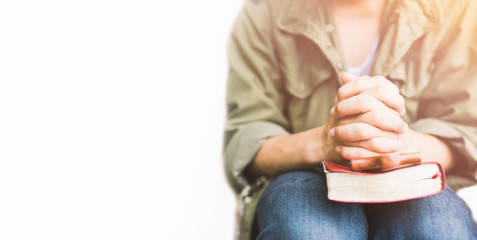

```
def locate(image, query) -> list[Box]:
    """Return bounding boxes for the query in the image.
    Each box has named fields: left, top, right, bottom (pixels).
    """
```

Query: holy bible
left=323, top=154, right=446, bottom=203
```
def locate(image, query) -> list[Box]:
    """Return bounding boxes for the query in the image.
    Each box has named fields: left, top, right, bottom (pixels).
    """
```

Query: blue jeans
left=256, top=169, right=477, bottom=240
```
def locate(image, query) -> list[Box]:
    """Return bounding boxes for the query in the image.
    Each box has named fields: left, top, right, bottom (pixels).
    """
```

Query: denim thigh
left=256, top=170, right=477, bottom=240
left=363, top=186, right=477, bottom=240
left=256, top=170, right=368, bottom=240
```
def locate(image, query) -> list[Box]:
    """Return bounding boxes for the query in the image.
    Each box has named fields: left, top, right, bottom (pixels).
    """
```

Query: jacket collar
left=276, top=0, right=328, bottom=35
left=275, top=0, right=442, bottom=79
left=374, top=0, right=442, bottom=77
left=276, top=0, right=442, bottom=38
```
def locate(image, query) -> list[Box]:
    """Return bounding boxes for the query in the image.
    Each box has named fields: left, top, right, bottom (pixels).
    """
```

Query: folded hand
left=323, top=73, right=408, bottom=161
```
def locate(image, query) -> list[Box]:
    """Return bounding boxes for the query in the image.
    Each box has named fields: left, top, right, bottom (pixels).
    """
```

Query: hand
left=251, top=74, right=453, bottom=177
left=325, top=73, right=408, bottom=161
left=333, top=73, right=405, bottom=116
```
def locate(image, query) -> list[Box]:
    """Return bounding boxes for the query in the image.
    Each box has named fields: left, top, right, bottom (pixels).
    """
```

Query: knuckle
left=383, top=140, right=399, bottom=152
left=390, top=141, right=400, bottom=152
left=363, top=93, right=376, bottom=103
left=390, top=108, right=401, bottom=117
left=355, top=124, right=368, bottom=139
left=355, top=148, right=369, bottom=159
left=334, top=102, right=343, bottom=116
left=375, top=75, right=398, bottom=92
left=356, top=95, right=370, bottom=110
left=371, top=109, right=384, bottom=123
left=398, top=95, right=406, bottom=107
left=375, top=84, right=387, bottom=98
left=355, top=79, right=368, bottom=90
left=382, top=109, right=401, bottom=124
left=333, top=127, right=342, bottom=139
left=372, top=76, right=388, bottom=86
left=367, top=138, right=379, bottom=150
left=387, top=82, right=399, bottom=93
left=340, top=147, right=353, bottom=160
left=364, top=95, right=380, bottom=110
left=337, top=87, right=347, bottom=101
left=374, top=75, right=387, bottom=84
left=392, top=83, right=399, bottom=92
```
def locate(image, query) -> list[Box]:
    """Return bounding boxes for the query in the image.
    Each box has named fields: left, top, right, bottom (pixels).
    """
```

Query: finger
left=335, top=145, right=383, bottom=160
left=350, top=158, right=380, bottom=171
left=330, top=122, right=399, bottom=141
left=337, top=75, right=399, bottom=102
left=339, top=136, right=403, bottom=153
left=336, top=109, right=408, bottom=134
left=341, top=72, right=359, bottom=85
left=362, top=85, right=406, bottom=116
left=350, top=153, right=421, bottom=171
left=331, top=94, right=388, bottom=118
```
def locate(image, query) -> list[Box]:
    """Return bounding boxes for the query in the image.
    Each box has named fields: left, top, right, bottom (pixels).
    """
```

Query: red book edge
left=323, top=161, right=447, bottom=203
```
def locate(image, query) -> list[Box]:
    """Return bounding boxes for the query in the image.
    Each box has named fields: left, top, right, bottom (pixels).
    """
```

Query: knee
left=413, top=188, right=477, bottom=239
left=372, top=187, right=477, bottom=240
left=257, top=205, right=367, bottom=240
left=257, top=171, right=327, bottom=217
left=407, top=211, right=477, bottom=240
left=415, top=187, right=477, bottom=239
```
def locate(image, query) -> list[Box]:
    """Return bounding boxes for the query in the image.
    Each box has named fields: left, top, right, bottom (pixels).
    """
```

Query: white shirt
left=347, top=40, right=379, bottom=76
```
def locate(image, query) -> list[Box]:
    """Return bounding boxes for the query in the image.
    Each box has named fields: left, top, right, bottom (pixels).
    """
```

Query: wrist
left=302, top=125, right=327, bottom=164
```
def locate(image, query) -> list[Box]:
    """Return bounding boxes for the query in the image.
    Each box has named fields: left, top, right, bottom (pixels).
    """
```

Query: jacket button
left=325, top=23, right=334, bottom=33
left=337, top=61, right=344, bottom=70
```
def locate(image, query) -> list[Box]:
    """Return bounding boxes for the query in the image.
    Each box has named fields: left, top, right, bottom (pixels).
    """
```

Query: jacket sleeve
left=224, top=0, right=290, bottom=193
left=411, top=1, right=477, bottom=189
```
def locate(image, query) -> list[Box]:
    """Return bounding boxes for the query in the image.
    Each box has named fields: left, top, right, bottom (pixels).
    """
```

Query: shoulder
left=245, top=0, right=291, bottom=6
left=241, top=0, right=300, bottom=14
left=418, top=0, right=477, bottom=44
left=234, top=0, right=296, bottom=29
left=437, top=0, right=477, bottom=23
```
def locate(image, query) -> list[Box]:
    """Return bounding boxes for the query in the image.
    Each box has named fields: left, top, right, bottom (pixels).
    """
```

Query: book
left=323, top=154, right=446, bottom=203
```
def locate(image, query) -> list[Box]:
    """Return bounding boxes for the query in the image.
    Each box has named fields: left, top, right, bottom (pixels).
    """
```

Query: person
left=224, top=0, right=477, bottom=239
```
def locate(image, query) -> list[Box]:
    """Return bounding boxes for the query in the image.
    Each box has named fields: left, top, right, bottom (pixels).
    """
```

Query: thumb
left=341, top=72, right=358, bottom=84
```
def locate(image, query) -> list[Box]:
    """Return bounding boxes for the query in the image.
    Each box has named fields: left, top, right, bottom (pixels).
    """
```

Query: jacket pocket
left=279, top=56, right=332, bottom=99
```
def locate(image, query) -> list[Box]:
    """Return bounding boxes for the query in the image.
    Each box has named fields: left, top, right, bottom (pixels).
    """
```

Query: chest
left=334, top=15, right=381, bottom=68
left=274, top=29, right=438, bottom=133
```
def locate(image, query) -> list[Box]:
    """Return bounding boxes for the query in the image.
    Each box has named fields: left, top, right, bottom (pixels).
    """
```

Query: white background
left=2, top=1, right=477, bottom=240
left=0, top=0, right=242, bottom=239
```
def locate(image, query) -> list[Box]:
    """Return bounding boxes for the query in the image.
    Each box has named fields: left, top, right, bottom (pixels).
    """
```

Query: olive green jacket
left=225, top=0, right=477, bottom=239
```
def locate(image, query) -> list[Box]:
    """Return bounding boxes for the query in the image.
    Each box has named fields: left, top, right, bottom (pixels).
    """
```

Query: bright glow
left=0, top=0, right=242, bottom=239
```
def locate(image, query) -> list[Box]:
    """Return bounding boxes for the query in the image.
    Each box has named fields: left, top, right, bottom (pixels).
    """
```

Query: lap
left=256, top=170, right=477, bottom=240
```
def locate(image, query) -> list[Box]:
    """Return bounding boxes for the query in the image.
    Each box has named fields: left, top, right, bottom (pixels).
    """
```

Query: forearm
left=247, top=126, right=327, bottom=177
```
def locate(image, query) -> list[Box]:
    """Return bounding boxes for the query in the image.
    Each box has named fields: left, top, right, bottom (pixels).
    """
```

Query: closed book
left=323, top=160, right=446, bottom=203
